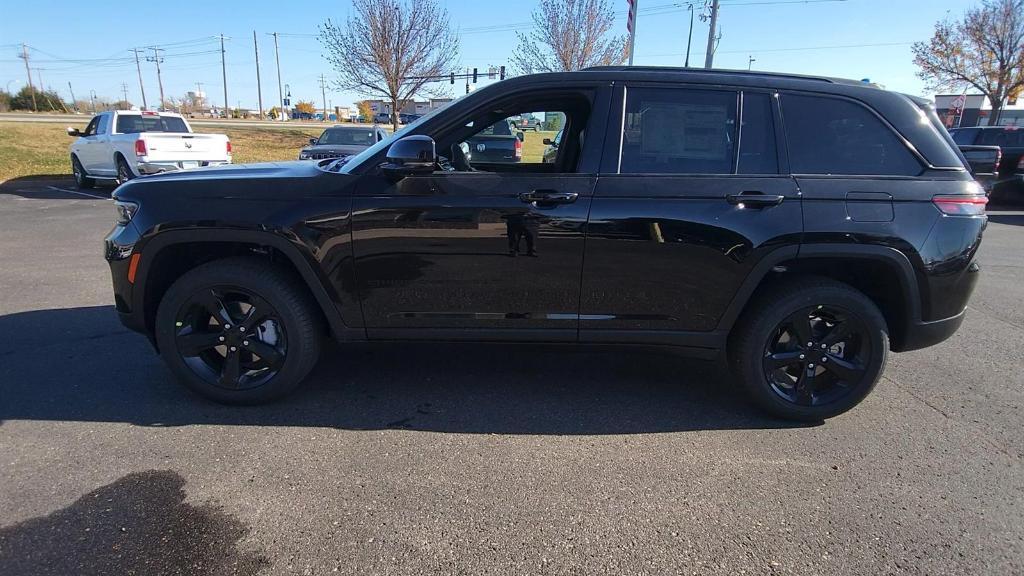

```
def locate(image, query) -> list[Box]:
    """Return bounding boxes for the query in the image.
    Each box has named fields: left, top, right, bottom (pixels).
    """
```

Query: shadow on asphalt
left=0, top=305, right=810, bottom=434
left=987, top=211, right=1024, bottom=226
left=0, top=470, right=268, bottom=576
left=0, top=175, right=113, bottom=199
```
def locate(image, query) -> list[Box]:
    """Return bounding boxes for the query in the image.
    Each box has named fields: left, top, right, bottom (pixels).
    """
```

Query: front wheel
left=116, top=155, right=135, bottom=185
left=155, top=258, right=323, bottom=404
left=730, top=278, right=888, bottom=421
left=71, top=155, right=95, bottom=189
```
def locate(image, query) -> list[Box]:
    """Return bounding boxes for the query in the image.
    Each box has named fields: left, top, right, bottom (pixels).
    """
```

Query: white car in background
left=66, top=110, right=231, bottom=188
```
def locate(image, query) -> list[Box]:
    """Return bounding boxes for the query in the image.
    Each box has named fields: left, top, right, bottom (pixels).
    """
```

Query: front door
left=351, top=86, right=609, bottom=341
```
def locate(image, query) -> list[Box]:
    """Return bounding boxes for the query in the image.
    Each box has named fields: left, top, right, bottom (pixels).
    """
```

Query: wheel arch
left=134, top=229, right=359, bottom=346
left=718, top=244, right=922, bottom=351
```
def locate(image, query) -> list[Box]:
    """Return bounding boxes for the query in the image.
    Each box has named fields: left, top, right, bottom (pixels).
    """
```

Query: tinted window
left=782, top=94, right=921, bottom=176
left=977, top=128, right=1024, bottom=147
left=116, top=115, right=189, bottom=134
left=738, top=93, right=778, bottom=174
left=620, top=88, right=737, bottom=174
left=950, top=129, right=977, bottom=145
left=83, top=117, right=99, bottom=137
left=318, top=128, right=376, bottom=146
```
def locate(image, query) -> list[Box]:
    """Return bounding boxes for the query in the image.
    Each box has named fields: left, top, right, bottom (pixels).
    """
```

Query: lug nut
left=807, top=342, right=813, bottom=347
left=799, top=354, right=805, bottom=360
left=808, top=363, right=815, bottom=368
left=821, top=357, right=828, bottom=362
left=240, top=326, right=246, bottom=332
left=224, top=324, right=231, bottom=330
left=243, top=341, right=249, bottom=346
left=229, top=346, right=237, bottom=352
left=218, top=336, right=225, bottom=342
left=821, top=343, right=827, bottom=349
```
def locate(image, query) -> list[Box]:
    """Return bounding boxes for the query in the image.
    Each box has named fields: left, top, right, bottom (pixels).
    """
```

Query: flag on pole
left=626, top=0, right=638, bottom=65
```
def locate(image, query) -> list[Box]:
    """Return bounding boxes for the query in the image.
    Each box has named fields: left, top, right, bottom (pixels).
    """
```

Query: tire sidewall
left=71, top=155, right=94, bottom=189
left=154, top=262, right=319, bottom=404
left=734, top=283, right=889, bottom=421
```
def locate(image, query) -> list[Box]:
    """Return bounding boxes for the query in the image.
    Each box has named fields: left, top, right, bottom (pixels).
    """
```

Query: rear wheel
left=155, top=258, right=323, bottom=404
left=116, top=155, right=135, bottom=185
left=71, top=155, right=95, bottom=189
left=730, top=278, right=888, bottom=421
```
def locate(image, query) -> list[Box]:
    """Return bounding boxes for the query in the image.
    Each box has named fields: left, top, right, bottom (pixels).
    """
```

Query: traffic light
left=499, top=66, right=506, bottom=80
left=450, top=72, right=455, bottom=85
left=472, top=68, right=478, bottom=83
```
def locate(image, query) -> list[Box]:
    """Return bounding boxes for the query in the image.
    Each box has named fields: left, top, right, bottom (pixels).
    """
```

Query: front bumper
left=136, top=160, right=231, bottom=175
left=104, top=221, right=147, bottom=336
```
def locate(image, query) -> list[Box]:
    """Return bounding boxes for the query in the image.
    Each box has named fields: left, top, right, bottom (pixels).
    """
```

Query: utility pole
left=20, top=44, right=37, bottom=111
left=195, top=82, right=204, bottom=109
left=684, top=2, right=694, bottom=67
left=253, top=31, right=264, bottom=119
left=218, top=34, right=229, bottom=118
left=319, top=74, right=328, bottom=122
left=89, top=89, right=97, bottom=114
left=131, top=48, right=148, bottom=110
left=121, top=83, right=130, bottom=109
left=626, top=0, right=638, bottom=66
left=704, top=0, right=720, bottom=69
left=269, top=32, right=284, bottom=121
left=67, top=81, right=77, bottom=111
left=148, top=47, right=165, bottom=109
left=748, top=56, right=756, bottom=71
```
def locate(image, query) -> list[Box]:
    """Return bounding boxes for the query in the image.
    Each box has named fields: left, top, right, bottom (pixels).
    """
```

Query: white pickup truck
left=67, top=110, right=231, bottom=188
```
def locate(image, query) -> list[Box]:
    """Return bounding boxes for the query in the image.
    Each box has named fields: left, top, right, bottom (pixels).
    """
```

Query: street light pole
left=685, top=3, right=694, bottom=68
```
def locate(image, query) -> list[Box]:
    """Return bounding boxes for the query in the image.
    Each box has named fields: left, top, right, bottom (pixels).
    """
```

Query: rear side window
left=782, top=94, right=922, bottom=176
left=620, top=87, right=737, bottom=174
left=738, top=92, right=778, bottom=174
left=977, top=128, right=1024, bottom=146
left=116, top=115, right=189, bottom=134
left=950, top=129, right=977, bottom=145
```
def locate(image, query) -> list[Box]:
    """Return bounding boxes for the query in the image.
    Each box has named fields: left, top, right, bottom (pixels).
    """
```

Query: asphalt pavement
left=0, top=177, right=1021, bottom=575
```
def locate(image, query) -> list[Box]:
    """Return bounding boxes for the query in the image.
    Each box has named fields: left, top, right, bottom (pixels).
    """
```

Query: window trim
left=777, top=90, right=930, bottom=177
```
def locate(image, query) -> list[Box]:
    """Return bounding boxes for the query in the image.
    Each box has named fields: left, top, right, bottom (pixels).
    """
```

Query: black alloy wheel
left=173, top=286, right=287, bottom=391
left=762, top=305, right=871, bottom=407
left=116, top=156, right=134, bottom=185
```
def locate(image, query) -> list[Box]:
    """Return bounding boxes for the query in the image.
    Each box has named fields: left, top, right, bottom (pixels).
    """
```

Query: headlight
left=299, top=151, right=311, bottom=160
left=115, top=200, right=138, bottom=226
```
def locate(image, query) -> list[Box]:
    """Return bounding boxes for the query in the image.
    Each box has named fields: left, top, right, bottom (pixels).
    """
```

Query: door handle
left=519, top=190, right=579, bottom=204
left=726, top=192, right=785, bottom=208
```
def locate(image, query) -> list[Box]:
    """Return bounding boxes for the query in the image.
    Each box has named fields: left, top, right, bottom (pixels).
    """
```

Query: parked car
left=299, top=126, right=389, bottom=160
left=949, top=126, right=1024, bottom=202
left=67, top=110, right=231, bottom=188
left=511, top=114, right=542, bottom=131
left=463, top=118, right=523, bottom=164
left=957, top=144, right=1001, bottom=194
left=399, top=113, right=422, bottom=124
left=542, top=129, right=562, bottom=164
left=373, top=112, right=393, bottom=124
left=105, top=66, right=985, bottom=421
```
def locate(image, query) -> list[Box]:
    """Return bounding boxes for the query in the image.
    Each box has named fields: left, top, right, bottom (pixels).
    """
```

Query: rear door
left=580, top=84, right=801, bottom=346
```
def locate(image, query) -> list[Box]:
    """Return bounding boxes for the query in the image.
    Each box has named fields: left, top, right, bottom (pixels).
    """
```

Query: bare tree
left=511, top=0, right=627, bottom=74
left=320, top=0, right=458, bottom=131
left=913, top=0, right=1024, bottom=125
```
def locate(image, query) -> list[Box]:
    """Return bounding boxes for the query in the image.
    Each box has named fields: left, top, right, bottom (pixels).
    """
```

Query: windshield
left=337, top=103, right=454, bottom=174
left=116, top=115, right=189, bottom=134
left=318, top=128, right=377, bottom=146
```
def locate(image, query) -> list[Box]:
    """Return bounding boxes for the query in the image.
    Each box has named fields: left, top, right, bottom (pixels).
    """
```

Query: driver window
left=83, top=117, right=99, bottom=137
left=453, top=111, right=568, bottom=171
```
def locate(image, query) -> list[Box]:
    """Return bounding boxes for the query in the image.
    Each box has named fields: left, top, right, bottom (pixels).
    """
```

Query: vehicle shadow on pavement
left=0, top=470, right=268, bottom=576
left=0, top=175, right=113, bottom=199
left=986, top=210, right=1024, bottom=226
left=0, top=305, right=811, bottom=433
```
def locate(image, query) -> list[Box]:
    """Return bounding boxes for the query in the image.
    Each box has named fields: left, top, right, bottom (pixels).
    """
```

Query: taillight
left=933, top=195, right=988, bottom=215
left=226, top=140, right=232, bottom=154
left=134, top=139, right=147, bottom=156
left=514, top=137, right=522, bottom=160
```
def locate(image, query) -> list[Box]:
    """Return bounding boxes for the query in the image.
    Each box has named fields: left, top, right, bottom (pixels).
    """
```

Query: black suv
left=105, top=67, right=987, bottom=421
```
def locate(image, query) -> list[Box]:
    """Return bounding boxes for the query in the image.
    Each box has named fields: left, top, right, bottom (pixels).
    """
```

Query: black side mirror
left=309, top=138, right=318, bottom=145
left=542, top=138, right=553, bottom=146
left=516, top=132, right=525, bottom=142
left=381, top=135, right=436, bottom=179
left=66, top=127, right=81, bottom=137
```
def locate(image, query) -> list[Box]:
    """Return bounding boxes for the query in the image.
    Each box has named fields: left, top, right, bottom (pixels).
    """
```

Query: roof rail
left=579, top=66, right=844, bottom=84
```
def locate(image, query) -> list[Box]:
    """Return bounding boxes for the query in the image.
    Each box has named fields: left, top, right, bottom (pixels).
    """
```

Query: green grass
left=0, top=122, right=559, bottom=184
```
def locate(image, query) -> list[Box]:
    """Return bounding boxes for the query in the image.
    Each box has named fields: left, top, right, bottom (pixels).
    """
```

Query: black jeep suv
left=105, top=67, right=986, bottom=421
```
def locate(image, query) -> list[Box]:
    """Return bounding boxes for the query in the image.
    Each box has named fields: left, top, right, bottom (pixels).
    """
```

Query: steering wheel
left=450, top=142, right=474, bottom=172
left=437, top=154, right=454, bottom=172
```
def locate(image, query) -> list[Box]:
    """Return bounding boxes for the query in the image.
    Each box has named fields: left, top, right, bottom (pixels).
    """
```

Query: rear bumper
left=136, top=160, right=230, bottom=175
left=895, top=310, right=966, bottom=352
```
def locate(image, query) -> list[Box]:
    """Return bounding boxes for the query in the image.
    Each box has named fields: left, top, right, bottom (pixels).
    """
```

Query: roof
left=580, top=66, right=872, bottom=87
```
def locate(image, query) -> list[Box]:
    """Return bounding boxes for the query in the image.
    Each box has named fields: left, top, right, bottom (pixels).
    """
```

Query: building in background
left=935, top=94, right=1024, bottom=128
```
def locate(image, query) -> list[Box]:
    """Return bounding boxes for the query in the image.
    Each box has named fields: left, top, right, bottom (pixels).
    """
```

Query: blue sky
left=0, top=0, right=977, bottom=111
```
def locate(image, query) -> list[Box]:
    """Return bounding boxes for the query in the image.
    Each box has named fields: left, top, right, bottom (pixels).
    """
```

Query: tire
left=116, top=155, right=135, bottom=185
left=71, top=155, right=95, bottom=189
left=730, top=277, right=889, bottom=421
left=155, top=257, right=323, bottom=404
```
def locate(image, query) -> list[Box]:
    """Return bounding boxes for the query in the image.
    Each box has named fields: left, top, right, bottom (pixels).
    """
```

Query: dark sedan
left=299, top=126, right=389, bottom=161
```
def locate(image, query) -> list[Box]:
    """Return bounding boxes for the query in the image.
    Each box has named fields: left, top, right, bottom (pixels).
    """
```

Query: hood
left=136, top=161, right=323, bottom=183
left=301, top=144, right=369, bottom=156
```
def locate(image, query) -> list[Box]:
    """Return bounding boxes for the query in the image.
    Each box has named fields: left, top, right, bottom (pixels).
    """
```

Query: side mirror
left=66, top=127, right=81, bottom=137
left=309, top=138, right=318, bottom=145
left=381, top=135, right=436, bottom=179
left=516, top=132, right=525, bottom=142
left=542, top=138, right=553, bottom=146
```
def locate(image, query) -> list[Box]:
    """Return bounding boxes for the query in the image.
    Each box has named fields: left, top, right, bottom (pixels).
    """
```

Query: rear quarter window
left=781, top=94, right=922, bottom=176
left=977, top=128, right=1024, bottom=147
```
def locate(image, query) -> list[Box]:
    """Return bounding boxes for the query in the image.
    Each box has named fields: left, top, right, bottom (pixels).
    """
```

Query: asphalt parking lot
left=0, top=177, right=1022, bottom=575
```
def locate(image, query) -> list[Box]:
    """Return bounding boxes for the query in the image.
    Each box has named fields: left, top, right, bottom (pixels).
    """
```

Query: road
left=0, top=178, right=1021, bottom=575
